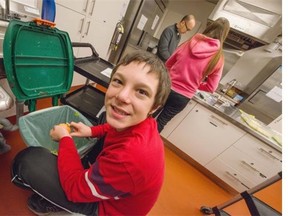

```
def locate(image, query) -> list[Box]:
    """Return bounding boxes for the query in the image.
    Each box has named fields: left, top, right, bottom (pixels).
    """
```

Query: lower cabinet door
left=161, top=100, right=197, bottom=139
left=217, top=146, right=270, bottom=185
left=168, top=104, right=245, bottom=165
left=233, top=134, right=282, bottom=177
left=206, top=158, right=255, bottom=192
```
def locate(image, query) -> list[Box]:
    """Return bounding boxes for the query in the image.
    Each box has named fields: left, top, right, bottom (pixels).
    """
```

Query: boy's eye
left=111, top=78, right=122, bottom=85
left=138, top=89, right=149, bottom=96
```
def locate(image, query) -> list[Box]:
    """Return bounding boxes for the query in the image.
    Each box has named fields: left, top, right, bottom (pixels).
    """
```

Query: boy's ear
left=149, top=105, right=161, bottom=115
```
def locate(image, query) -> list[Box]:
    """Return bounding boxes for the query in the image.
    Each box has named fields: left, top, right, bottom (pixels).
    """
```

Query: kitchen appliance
left=238, top=57, right=282, bottom=125
left=108, top=0, right=167, bottom=64
left=209, top=0, right=282, bottom=45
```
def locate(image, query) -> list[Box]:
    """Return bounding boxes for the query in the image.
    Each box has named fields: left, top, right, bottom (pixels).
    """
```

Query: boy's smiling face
left=105, top=62, right=159, bottom=131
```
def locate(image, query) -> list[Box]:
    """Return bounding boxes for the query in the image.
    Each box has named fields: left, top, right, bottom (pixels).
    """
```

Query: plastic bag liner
left=19, top=105, right=97, bottom=157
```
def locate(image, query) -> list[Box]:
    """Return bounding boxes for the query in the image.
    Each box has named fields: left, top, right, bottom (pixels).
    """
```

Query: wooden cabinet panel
left=168, top=103, right=245, bottom=165
left=217, top=146, right=270, bottom=185
left=54, top=4, right=85, bottom=43
left=54, top=0, right=129, bottom=85
left=161, top=100, right=197, bottom=139
left=55, top=0, right=88, bottom=15
left=206, top=158, right=255, bottom=192
left=233, top=134, right=282, bottom=177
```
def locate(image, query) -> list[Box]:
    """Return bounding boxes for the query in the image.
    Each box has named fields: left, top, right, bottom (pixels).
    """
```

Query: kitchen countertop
left=192, top=92, right=282, bottom=153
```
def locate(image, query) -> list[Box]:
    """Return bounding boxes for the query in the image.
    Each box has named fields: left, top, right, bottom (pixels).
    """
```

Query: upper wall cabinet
left=55, top=0, right=89, bottom=15
left=54, top=0, right=129, bottom=59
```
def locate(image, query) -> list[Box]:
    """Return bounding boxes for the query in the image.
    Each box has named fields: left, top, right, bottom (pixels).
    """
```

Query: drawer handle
left=240, top=160, right=267, bottom=178
left=85, top=21, right=91, bottom=35
left=258, top=148, right=282, bottom=162
left=83, top=0, right=89, bottom=12
left=209, top=121, right=218, bottom=127
left=79, top=18, right=85, bottom=33
left=89, top=0, right=96, bottom=15
left=210, top=115, right=228, bottom=126
left=225, top=171, right=250, bottom=189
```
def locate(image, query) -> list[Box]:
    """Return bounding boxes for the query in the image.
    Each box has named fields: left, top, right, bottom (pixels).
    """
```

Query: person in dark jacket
left=156, top=14, right=196, bottom=62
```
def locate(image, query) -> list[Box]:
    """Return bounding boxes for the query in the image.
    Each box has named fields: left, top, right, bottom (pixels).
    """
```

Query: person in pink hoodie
left=155, top=17, right=230, bottom=132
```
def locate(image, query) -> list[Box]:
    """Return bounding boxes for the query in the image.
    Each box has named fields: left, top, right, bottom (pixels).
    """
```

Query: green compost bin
left=18, top=105, right=97, bottom=157
left=3, top=19, right=74, bottom=102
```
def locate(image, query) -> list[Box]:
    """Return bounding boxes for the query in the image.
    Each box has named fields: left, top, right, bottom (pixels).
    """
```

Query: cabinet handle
left=89, top=0, right=96, bottom=15
left=210, top=115, right=228, bottom=126
left=209, top=121, right=218, bottom=127
left=83, top=0, right=89, bottom=12
left=79, top=18, right=85, bottom=33
left=258, top=148, right=282, bottom=162
left=225, top=171, right=250, bottom=189
left=240, top=160, right=267, bottom=178
left=85, top=21, right=91, bottom=35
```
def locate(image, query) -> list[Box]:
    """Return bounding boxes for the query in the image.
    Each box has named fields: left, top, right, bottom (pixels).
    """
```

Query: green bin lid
left=3, top=20, right=74, bottom=100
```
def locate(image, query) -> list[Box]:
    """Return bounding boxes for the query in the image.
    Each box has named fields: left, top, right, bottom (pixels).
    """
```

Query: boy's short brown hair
left=110, top=51, right=171, bottom=110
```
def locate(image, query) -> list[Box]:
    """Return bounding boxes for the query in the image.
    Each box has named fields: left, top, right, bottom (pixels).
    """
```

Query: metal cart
left=61, top=43, right=114, bottom=124
left=200, top=172, right=282, bottom=216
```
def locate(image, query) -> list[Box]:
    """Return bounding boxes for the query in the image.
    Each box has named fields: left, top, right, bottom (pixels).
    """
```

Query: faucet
left=221, top=79, right=237, bottom=94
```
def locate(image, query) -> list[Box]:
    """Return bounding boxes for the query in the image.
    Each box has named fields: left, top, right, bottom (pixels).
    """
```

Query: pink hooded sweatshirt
left=165, top=33, right=224, bottom=98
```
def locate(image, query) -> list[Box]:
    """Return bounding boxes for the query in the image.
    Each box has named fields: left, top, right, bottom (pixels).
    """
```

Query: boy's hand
left=69, top=122, right=92, bottom=137
left=50, top=124, right=71, bottom=141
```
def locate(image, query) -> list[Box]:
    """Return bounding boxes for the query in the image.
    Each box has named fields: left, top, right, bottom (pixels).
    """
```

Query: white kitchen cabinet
left=206, top=157, right=255, bottom=192
left=233, top=134, right=282, bottom=177
left=168, top=103, right=245, bottom=165
left=54, top=0, right=129, bottom=85
left=205, top=129, right=282, bottom=192
left=55, top=0, right=129, bottom=58
left=55, top=0, right=89, bottom=15
left=214, top=146, right=270, bottom=186
left=76, top=0, right=130, bottom=59
left=54, top=4, right=85, bottom=43
left=206, top=134, right=282, bottom=192
left=161, top=100, right=197, bottom=139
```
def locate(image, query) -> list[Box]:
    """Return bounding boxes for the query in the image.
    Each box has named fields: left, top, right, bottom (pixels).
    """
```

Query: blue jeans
left=155, top=90, right=190, bottom=132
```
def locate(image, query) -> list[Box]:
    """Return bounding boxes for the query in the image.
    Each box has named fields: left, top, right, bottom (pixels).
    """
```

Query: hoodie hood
left=189, top=33, right=220, bottom=59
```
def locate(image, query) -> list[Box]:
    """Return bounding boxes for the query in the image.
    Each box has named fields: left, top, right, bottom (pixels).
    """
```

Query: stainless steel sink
left=195, top=90, right=240, bottom=117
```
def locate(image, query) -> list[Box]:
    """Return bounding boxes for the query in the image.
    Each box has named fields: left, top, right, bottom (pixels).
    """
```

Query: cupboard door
left=79, top=0, right=129, bottom=59
left=168, top=103, right=245, bottom=165
left=206, top=158, right=255, bottom=192
left=54, top=4, right=85, bottom=43
left=55, top=0, right=89, bottom=15
left=217, top=146, right=270, bottom=185
left=161, top=100, right=197, bottom=139
left=233, top=134, right=282, bottom=177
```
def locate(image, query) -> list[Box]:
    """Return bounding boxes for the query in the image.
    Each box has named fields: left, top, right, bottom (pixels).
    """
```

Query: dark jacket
left=157, top=24, right=180, bottom=62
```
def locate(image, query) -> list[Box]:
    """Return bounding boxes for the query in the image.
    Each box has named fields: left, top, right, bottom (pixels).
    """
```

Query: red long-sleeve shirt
left=57, top=117, right=165, bottom=215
